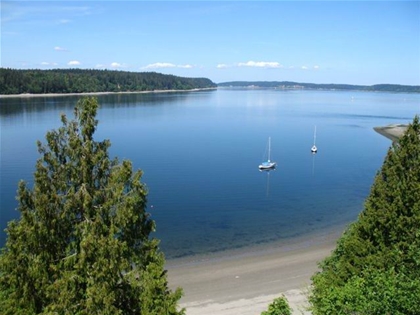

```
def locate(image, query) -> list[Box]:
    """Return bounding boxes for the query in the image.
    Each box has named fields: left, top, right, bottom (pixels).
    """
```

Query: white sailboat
left=311, top=125, right=318, bottom=154
left=259, top=137, right=276, bottom=170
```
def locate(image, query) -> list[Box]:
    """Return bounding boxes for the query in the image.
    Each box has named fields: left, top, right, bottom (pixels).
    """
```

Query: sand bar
left=166, top=227, right=344, bottom=315
left=373, top=124, right=408, bottom=142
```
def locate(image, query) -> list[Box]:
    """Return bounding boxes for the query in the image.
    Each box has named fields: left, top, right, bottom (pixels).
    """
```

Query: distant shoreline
left=217, top=81, right=420, bottom=93
left=0, top=87, right=217, bottom=99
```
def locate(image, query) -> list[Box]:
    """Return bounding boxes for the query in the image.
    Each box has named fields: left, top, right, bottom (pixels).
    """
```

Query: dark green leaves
left=261, top=295, right=292, bottom=315
left=0, top=97, right=183, bottom=314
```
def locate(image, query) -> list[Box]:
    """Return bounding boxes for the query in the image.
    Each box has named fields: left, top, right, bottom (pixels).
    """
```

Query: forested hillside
left=218, top=81, right=420, bottom=93
left=0, top=68, right=216, bottom=95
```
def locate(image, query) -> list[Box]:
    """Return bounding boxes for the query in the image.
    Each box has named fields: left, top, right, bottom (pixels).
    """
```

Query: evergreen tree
left=0, top=97, right=184, bottom=315
left=309, top=116, right=420, bottom=314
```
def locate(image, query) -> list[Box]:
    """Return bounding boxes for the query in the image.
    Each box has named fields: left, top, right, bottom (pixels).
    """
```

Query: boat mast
left=268, top=137, right=271, bottom=162
left=313, top=126, right=317, bottom=145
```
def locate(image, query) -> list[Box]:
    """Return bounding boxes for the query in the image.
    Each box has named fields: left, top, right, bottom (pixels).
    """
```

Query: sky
left=1, top=1, right=420, bottom=85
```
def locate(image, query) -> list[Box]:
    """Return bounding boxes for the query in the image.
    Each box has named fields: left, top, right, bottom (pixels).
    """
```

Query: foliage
left=0, top=68, right=216, bottom=95
left=218, top=81, right=420, bottom=93
left=0, top=97, right=184, bottom=314
left=309, top=116, right=420, bottom=314
left=261, top=295, right=292, bottom=315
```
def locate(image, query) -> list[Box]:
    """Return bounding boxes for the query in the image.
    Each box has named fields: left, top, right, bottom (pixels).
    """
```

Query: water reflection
left=0, top=90, right=216, bottom=118
left=312, top=152, right=317, bottom=176
left=260, top=168, right=275, bottom=196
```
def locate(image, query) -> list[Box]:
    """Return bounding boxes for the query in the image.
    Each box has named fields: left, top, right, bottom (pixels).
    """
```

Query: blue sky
left=1, top=1, right=419, bottom=85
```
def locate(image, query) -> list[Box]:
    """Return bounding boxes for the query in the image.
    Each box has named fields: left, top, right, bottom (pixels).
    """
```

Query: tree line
left=218, top=81, right=420, bottom=93
left=0, top=68, right=217, bottom=95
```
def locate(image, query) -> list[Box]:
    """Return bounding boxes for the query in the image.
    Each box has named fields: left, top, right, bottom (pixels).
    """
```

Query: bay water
left=1, top=89, right=419, bottom=259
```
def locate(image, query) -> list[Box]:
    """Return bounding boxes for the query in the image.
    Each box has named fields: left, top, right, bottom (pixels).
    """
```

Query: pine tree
left=0, top=97, right=184, bottom=315
left=309, top=116, right=420, bottom=314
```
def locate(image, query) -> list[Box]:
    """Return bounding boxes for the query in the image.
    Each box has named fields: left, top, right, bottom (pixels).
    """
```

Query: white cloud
left=145, top=62, right=176, bottom=69
left=238, top=61, right=283, bottom=69
left=143, top=62, right=194, bottom=70
left=68, top=60, right=80, bottom=66
left=54, top=46, right=68, bottom=51
left=94, top=63, right=125, bottom=69
left=111, top=62, right=123, bottom=68
left=218, top=61, right=320, bottom=71
left=300, top=65, right=320, bottom=70
left=3, top=4, right=91, bottom=25
left=40, top=61, right=58, bottom=66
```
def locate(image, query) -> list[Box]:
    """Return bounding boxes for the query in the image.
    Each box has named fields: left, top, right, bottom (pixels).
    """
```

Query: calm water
left=1, top=89, right=419, bottom=258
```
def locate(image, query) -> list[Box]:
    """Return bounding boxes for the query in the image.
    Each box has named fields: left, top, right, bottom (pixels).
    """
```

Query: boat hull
left=259, top=162, right=276, bottom=170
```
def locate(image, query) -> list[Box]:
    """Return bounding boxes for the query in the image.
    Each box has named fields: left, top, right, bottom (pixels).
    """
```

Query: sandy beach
left=166, top=227, right=343, bottom=315
left=0, top=88, right=217, bottom=99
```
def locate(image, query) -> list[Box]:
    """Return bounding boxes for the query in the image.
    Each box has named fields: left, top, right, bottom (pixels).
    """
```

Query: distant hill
left=0, top=68, right=217, bottom=95
left=218, top=81, right=420, bottom=93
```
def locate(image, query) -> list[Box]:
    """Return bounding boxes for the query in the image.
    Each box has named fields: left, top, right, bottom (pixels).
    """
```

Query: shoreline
left=166, top=225, right=345, bottom=315
left=0, top=87, right=217, bottom=99
left=374, top=124, right=408, bottom=142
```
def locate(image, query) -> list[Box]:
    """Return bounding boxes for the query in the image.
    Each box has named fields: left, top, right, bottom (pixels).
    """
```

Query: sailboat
left=311, top=125, right=318, bottom=154
left=259, top=137, right=276, bottom=170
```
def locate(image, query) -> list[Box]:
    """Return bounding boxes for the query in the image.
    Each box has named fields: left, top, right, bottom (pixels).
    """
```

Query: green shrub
left=261, top=295, right=292, bottom=315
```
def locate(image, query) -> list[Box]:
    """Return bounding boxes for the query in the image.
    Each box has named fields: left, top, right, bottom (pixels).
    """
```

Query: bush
left=261, top=295, right=292, bottom=315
